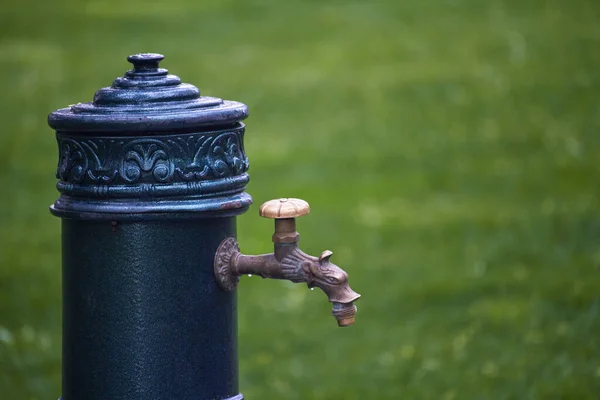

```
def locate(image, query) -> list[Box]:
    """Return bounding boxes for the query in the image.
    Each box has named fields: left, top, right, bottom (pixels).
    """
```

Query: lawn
left=1, top=0, right=599, bottom=398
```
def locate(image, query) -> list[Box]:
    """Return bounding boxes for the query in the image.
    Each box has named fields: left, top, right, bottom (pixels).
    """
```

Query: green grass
left=1, top=0, right=600, bottom=398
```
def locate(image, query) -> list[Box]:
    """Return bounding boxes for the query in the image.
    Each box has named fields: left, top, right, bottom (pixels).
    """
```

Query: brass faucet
left=214, top=198, right=361, bottom=326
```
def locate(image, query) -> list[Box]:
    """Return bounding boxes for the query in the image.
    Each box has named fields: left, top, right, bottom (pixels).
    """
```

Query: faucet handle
left=259, top=198, right=310, bottom=219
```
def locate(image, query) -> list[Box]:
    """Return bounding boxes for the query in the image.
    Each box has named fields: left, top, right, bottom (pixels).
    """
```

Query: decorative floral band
left=55, top=125, right=249, bottom=199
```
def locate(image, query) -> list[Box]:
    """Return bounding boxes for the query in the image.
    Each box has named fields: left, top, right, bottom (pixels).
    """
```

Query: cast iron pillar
left=48, top=53, right=249, bottom=400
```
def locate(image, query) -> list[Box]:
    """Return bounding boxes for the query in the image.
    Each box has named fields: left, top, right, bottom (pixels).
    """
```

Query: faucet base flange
left=214, top=237, right=240, bottom=291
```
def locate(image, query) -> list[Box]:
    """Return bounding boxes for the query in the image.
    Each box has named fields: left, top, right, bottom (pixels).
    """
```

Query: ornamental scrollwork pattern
left=167, top=132, right=249, bottom=181
left=122, top=140, right=173, bottom=183
left=55, top=128, right=249, bottom=187
left=210, top=133, right=248, bottom=178
left=57, top=139, right=88, bottom=183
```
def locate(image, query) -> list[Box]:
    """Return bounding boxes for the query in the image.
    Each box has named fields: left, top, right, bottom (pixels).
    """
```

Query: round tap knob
left=259, top=198, right=310, bottom=219
left=259, top=198, right=309, bottom=245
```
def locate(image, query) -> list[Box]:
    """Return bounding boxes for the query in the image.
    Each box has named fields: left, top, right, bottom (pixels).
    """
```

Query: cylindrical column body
left=48, top=53, right=250, bottom=400
left=62, top=218, right=240, bottom=400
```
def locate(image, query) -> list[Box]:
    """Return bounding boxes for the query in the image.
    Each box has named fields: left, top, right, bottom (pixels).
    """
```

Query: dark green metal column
left=62, top=218, right=240, bottom=400
left=48, top=53, right=250, bottom=400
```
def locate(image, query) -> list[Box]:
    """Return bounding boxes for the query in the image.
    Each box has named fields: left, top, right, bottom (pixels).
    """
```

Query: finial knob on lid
left=127, top=53, right=165, bottom=73
left=259, top=198, right=310, bottom=219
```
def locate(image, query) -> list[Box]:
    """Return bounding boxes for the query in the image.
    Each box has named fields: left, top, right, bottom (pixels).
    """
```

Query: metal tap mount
left=214, top=198, right=361, bottom=326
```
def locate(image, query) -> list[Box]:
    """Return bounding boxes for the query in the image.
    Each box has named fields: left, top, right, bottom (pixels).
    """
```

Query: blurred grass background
left=1, top=0, right=599, bottom=398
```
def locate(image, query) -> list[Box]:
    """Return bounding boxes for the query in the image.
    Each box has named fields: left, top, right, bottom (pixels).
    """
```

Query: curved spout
left=234, top=248, right=361, bottom=303
left=215, top=238, right=361, bottom=326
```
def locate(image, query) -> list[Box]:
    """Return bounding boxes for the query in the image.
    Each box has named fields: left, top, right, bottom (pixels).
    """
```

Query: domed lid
left=48, top=53, right=248, bottom=133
